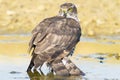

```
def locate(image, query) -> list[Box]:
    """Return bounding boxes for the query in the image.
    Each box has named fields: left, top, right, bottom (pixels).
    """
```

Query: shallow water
left=0, top=35, right=120, bottom=80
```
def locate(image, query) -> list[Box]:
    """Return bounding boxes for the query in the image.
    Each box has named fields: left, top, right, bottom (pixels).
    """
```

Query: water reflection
left=27, top=70, right=83, bottom=80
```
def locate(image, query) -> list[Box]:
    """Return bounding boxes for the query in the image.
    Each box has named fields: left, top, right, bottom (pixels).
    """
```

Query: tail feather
left=50, top=50, right=85, bottom=76
left=51, top=58, right=70, bottom=76
left=34, top=54, right=48, bottom=69
left=63, top=57, right=85, bottom=76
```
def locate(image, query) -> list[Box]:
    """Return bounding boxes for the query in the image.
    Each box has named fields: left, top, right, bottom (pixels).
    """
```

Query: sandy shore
left=0, top=0, right=120, bottom=36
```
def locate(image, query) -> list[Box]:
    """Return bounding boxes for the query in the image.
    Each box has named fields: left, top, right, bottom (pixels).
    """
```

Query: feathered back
left=28, top=16, right=81, bottom=55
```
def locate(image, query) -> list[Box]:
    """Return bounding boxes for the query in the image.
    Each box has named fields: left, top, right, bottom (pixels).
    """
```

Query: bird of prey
left=27, top=3, right=84, bottom=76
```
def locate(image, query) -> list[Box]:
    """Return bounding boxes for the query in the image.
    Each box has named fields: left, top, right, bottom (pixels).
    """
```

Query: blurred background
left=0, top=0, right=120, bottom=80
left=0, top=0, right=120, bottom=36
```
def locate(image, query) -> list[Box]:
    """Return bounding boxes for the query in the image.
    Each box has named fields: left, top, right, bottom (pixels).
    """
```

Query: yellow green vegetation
left=0, top=0, right=120, bottom=36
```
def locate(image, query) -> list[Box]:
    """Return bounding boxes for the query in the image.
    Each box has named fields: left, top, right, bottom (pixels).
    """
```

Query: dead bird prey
left=27, top=3, right=84, bottom=76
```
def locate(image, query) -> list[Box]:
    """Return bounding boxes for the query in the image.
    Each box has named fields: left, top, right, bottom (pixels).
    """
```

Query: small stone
left=10, top=71, right=21, bottom=74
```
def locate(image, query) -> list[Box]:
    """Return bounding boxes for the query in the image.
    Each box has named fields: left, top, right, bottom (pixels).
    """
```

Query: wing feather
left=29, top=16, right=81, bottom=58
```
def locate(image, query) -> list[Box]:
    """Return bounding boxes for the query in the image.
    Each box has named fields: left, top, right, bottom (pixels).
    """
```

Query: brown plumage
left=27, top=3, right=84, bottom=76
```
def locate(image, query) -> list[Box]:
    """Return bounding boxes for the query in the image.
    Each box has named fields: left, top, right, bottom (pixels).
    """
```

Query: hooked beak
left=62, top=8, right=67, bottom=17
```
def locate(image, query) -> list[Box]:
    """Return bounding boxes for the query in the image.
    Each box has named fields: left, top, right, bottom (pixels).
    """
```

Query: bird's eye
left=68, top=8, right=73, bottom=12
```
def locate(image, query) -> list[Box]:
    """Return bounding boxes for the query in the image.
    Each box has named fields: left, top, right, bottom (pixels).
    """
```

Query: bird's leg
left=39, top=66, right=44, bottom=75
left=27, top=54, right=37, bottom=72
left=33, top=65, right=44, bottom=75
left=46, top=67, right=53, bottom=75
left=46, top=60, right=54, bottom=74
left=27, top=57, right=34, bottom=72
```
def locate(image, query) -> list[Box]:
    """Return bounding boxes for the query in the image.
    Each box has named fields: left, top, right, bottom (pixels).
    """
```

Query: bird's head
left=58, top=3, right=79, bottom=21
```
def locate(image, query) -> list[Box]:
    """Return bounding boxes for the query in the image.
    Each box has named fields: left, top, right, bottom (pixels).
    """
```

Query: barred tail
left=63, top=57, right=85, bottom=76
left=51, top=58, right=70, bottom=76
left=50, top=50, right=85, bottom=76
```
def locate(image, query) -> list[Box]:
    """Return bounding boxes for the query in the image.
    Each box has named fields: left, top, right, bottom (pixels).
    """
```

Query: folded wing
left=29, top=16, right=81, bottom=60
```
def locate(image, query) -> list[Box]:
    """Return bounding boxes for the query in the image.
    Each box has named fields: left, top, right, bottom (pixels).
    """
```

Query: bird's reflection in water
left=27, top=70, right=53, bottom=80
left=27, top=70, right=83, bottom=80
